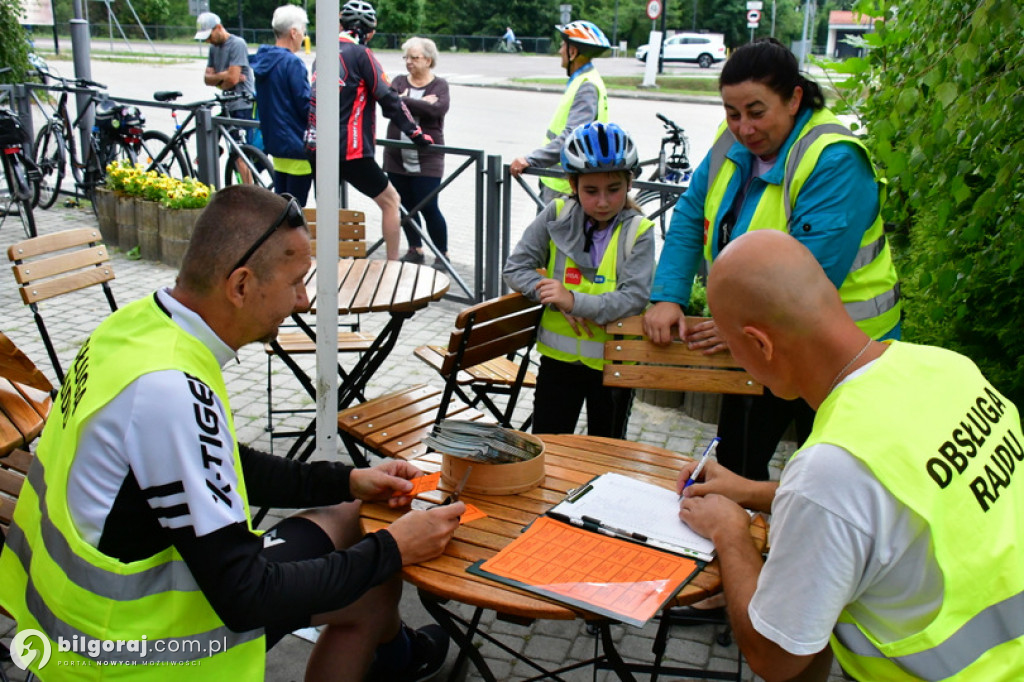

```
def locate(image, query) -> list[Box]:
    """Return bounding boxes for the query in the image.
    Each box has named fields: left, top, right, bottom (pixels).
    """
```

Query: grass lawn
left=513, top=75, right=720, bottom=98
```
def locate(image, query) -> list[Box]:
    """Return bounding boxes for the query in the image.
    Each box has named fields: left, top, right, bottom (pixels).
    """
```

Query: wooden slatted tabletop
left=306, top=259, right=449, bottom=315
left=360, top=434, right=767, bottom=622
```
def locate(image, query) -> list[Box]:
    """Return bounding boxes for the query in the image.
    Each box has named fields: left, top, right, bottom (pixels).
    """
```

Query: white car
left=635, top=33, right=727, bottom=68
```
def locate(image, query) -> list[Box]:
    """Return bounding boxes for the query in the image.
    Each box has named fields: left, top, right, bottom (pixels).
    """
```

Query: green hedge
left=833, top=0, right=1024, bottom=405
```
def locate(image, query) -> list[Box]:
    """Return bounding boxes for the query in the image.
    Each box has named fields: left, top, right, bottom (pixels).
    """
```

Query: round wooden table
left=360, top=434, right=768, bottom=681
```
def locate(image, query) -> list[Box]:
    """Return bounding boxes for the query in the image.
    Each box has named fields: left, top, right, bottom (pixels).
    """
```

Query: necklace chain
left=828, top=339, right=873, bottom=394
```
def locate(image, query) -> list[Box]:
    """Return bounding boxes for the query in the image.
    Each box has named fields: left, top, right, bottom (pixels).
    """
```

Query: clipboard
left=546, top=472, right=716, bottom=562
left=469, top=516, right=700, bottom=627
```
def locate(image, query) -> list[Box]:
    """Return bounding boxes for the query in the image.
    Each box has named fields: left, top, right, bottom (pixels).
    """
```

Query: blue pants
left=274, top=171, right=313, bottom=207
left=389, top=172, right=448, bottom=254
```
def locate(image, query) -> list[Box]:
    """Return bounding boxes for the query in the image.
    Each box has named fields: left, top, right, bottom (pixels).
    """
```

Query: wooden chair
left=337, top=292, right=542, bottom=466
left=603, top=314, right=761, bottom=678
left=264, top=209, right=375, bottom=451
left=0, top=332, right=51, bottom=560
left=7, top=227, right=117, bottom=385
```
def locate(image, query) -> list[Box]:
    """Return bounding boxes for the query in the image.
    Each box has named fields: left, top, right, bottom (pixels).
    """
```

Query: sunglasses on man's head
left=226, top=193, right=305, bottom=278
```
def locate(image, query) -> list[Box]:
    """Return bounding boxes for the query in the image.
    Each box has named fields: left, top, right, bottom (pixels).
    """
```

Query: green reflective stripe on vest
left=0, top=294, right=265, bottom=678
left=13, top=459, right=201, bottom=600
left=536, top=201, right=651, bottom=370
left=806, top=342, right=1024, bottom=680
left=539, top=69, right=609, bottom=194
left=702, top=110, right=901, bottom=339
left=834, top=590, right=1024, bottom=680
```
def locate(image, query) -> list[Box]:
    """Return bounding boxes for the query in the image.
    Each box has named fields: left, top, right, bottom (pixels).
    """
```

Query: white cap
left=194, top=12, right=221, bottom=40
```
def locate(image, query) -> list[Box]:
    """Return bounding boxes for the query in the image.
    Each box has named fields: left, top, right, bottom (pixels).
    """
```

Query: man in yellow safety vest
left=678, top=230, right=1024, bottom=681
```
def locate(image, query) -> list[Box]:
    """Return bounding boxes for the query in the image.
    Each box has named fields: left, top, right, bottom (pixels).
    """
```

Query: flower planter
left=93, top=187, right=119, bottom=245
left=158, top=205, right=203, bottom=269
left=136, top=199, right=161, bottom=261
left=115, top=195, right=137, bottom=253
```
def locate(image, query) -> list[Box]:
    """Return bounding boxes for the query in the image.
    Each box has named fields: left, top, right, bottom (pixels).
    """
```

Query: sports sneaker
left=366, top=623, right=450, bottom=682
left=400, top=249, right=425, bottom=264
left=431, top=257, right=448, bottom=271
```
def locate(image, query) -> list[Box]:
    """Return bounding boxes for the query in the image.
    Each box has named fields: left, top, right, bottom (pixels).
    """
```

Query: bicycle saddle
left=153, top=91, right=183, bottom=102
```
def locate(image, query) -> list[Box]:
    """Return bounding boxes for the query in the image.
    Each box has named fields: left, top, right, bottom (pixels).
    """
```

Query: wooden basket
left=440, top=432, right=546, bottom=496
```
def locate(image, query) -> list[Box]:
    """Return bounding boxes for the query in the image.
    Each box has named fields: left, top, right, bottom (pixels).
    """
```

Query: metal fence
left=4, top=82, right=682, bottom=306
left=30, top=24, right=555, bottom=54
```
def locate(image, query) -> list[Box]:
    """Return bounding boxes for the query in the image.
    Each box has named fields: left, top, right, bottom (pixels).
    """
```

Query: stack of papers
left=422, top=420, right=542, bottom=463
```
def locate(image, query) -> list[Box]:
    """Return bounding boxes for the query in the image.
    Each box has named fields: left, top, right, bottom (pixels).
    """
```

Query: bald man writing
left=677, top=230, right=1024, bottom=681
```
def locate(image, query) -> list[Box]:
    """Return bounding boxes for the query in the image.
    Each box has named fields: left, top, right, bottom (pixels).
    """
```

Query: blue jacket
left=251, top=45, right=309, bottom=160
left=652, top=107, right=899, bottom=339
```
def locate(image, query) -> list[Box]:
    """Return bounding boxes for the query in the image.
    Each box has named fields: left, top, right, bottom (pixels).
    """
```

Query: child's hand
left=561, top=312, right=595, bottom=338
left=535, top=278, right=574, bottom=313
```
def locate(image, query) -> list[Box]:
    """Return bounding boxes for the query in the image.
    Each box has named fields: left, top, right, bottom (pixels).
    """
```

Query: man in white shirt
left=677, top=230, right=1024, bottom=681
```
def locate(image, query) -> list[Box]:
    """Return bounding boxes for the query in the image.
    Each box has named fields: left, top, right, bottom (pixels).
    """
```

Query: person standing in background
left=252, top=5, right=313, bottom=205
left=509, top=21, right=610, bottom=203
left=384, top=37, right=451, bottom=269
left=304, top=0, right=433, bottom=261
left=195, top=12, right=256, bottom=144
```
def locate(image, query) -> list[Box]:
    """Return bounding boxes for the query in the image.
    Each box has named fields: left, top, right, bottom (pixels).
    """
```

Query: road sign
left=747, top=9, right=761, bottom=23
left=646, top=0, right=662, bottom=21
left=746, top=1, right=763, bottom=8
left=559, top=4, right=572, bottom=25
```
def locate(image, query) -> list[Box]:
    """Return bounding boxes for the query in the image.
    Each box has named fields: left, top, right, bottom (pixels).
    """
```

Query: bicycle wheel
left=636, top=188, right=678, bottom=241
left=33, top=122, right=66, bottom=210
left=141, top=130, right=191, bottom=179
left=2, top=154, right=38, bottom=237
left=223, top=144, right=274, bottom=190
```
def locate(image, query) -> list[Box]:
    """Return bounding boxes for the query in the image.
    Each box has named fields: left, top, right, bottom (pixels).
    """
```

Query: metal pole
left=484, top=155, right=503, bottom=300
left=658, top=5, right=666, bottom=74
left=692, top=0, right=697, bottom=30
left=69, top=0, right=94, bottom=151
left=612, top=0, right=619, bottom=47
left=771, top=0, right=777, bottom=37
left=314, top=0, right=341, bottom=461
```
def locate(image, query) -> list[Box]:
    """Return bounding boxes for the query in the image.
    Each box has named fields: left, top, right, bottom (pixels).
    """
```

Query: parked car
left=635, top=32, right=727, bottom=68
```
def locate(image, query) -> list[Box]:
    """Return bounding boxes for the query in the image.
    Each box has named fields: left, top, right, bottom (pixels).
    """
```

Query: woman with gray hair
left=384, top=36, right=451, bottom=268
left=252, top=4, right=313, bottom=204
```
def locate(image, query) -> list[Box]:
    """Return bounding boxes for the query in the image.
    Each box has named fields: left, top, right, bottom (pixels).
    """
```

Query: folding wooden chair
left=264, top=209, right=376, bottom=451
left=603, top=314, right=762, bottom=681
left=7, top=228, right=117, bottom=385
left=337, top=292, right=542, bottom=467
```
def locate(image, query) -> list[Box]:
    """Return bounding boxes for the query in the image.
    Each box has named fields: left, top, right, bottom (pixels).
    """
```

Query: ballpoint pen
left=681, top=437, right=721, bottom=496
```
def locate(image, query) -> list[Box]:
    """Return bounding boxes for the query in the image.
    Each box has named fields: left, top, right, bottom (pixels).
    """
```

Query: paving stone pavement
left=0, top=205, right=850, bottom=681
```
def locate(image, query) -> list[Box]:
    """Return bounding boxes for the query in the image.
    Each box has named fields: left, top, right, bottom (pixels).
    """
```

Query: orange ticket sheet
left=471, top=516, right=699, bottom=627
left=396, top=471, right=441, bottom=498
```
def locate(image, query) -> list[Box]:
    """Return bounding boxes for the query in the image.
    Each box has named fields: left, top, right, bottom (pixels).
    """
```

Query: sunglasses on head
left=227, top=194, right=305, bottom=278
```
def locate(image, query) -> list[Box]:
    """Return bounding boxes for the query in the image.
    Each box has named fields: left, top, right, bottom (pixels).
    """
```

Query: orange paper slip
left=459, top=503, right=486, bottom=524
left=396, top=471, right=441, bottom=498
left=472, top=516, right=699, bottom=627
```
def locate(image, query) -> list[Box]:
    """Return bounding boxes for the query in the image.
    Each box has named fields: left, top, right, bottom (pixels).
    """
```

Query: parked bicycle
left=30, top=65, right=141, bottom=212
left=0, top=106, right=40, bottom=237
left=142, top=90, right=273, bottom=190
left=636, top=112, right=692, bottom=238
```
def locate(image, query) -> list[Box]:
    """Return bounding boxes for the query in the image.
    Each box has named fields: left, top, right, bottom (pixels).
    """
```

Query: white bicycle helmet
left=561, top=122, right=640, bottom=177
left=556, top=21, right=611, bottom=56
left=341, top=0, right=376, bottom=32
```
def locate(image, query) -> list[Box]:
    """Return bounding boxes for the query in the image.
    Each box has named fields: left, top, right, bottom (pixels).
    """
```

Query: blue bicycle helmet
left=560, top=122, right=640, bottom=177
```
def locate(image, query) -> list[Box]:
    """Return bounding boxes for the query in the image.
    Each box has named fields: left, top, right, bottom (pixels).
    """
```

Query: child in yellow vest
left=503, top=122, right=655, bottom=437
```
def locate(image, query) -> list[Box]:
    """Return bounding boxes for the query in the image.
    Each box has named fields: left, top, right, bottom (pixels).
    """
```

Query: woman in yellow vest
left=645, top=38, right=901, bottom=480
left=505, top=122, right=654, bottom=437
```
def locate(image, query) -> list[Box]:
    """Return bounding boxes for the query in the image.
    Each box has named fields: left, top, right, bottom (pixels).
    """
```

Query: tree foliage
left=0, top=0, right=32, bottom=84
left=832, top=0, right=1024, bottom=404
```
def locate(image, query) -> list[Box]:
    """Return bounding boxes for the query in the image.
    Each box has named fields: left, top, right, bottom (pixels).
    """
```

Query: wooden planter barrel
left=115, top=194, right=137, bottom=252
left=158, top=205, right=203, bottom=269
left=136, top=199, right=160, bottom=261
left=92, top=187, right=118, bottom=245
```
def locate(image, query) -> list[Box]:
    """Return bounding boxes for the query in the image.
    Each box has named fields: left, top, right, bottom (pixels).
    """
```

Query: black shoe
left=366, top=623, right=450, bottom=682
left=400, top=249, right=425, bottom=264
left=667, top=605, right=727, bottom=626
left=431, top=256, right=447, bottom=271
